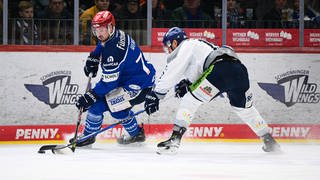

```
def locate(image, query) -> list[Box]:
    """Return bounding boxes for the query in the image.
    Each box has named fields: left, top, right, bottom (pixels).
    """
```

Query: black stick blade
left=38, top=145, right=59, bottom=152
left=38, top=144, right=72, bottom=154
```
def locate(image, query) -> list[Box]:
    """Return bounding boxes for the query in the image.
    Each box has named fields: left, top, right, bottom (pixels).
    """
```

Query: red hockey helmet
left=92, top=10, right=115, bottom=28
left=92, top=10, right=115, bottom=38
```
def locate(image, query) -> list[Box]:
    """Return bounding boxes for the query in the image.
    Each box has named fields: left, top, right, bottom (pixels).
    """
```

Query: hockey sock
left=121, top=111, right=140, bottom=137
left=83, top=112, right=103, bottom=136
left=232, top=106, right=270, bottom=136
left=174, top=93, right=203, bottom=128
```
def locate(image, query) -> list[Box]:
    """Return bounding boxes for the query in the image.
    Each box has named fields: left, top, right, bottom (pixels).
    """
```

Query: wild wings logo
left=258, top=70, right=320, bottom=107
left=24, top=71, right=82, bottom=109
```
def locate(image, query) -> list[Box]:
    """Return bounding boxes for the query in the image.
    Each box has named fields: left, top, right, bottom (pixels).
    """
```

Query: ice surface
left=1, top=142, right=319, bottom=180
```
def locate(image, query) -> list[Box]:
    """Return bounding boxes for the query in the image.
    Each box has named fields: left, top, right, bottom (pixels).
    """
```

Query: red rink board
left=227, top=29, right=299, bottom=47
left=1, top=124, right=320, bottom=142
left=152, top=28, right=320, bottom=47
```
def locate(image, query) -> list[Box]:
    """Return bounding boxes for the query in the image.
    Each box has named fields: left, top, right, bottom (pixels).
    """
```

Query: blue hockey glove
left=175, top=79, right=192, bottom=98
left=76, top=90, right=98, bottom=112
left=144, top=91, right=160, bottom=115
left=84, top=53, right=100, bottom=78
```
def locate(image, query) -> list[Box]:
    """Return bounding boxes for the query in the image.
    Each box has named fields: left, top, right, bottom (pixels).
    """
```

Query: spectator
left=38, top=0, right=73, bottom=19
left=32, top=0, right=47, bottom=17
left=141, top=0, right=173, bottom=27
left=201, top=0, right=216, bottom=19
left=295, top=0, right=320, bottom=28
left=310, top=0, right=320, bottom=14
left=262, top=0, right=289, bottom=28
left=227, top=0, right=244, bottom=28
left=141, top=0, right=172, bottom=19
left=109, top=0, right=124, bottom=12
left=80, top=0, right=95, bottom=10
left=162, top=0, right=183, bottom=11
left=37, top=0, right=73, bottom=44
left=292, top=0, right=317, bottom=21
left=114, top=0, right=145, bottom=45
left=65, top=0, right=74, bottom=15
left=172, top=0, right=212, bottom=28
left=238, top=0, right=258, bottom=28
left=66, top=0, right=100, bottom=18
left=114, top=0, right=143, bottom=19
left=14, top=1, right=40, bottom=45
left=80, top=0, right=110, bottom=45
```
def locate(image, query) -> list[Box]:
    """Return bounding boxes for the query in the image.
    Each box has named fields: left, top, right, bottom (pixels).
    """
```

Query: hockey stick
left=70, top=73, right=93, bottom=152
left=38, top=109, right=145, bottom=154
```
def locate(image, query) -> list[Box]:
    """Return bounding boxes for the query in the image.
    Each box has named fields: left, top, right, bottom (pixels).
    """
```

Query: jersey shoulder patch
left=115, top=30, right=128, bottom=51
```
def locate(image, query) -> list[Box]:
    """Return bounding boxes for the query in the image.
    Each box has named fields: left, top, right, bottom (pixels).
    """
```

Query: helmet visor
left=92, top=26, right=108, bottom=37
left=162, top=40, right=172, bottom=54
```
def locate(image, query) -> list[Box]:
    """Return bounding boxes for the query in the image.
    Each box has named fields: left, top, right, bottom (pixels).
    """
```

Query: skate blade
left=156, top=146, right=179, bottom=155
left=262, top=145, right=283, bottom=154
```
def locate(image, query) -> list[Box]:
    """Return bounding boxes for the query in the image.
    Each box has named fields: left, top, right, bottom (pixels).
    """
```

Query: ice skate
left=69, top=136, right=96, bottom=148
left=156, top=137, right=181, bottom=155
left=117, top=125, right=146, bottom=145
left=261, top=133, right=280, bottom=152
left=156, top=126, right=186, bottom=155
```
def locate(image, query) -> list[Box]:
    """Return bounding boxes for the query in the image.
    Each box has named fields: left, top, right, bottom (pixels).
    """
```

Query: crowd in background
left=1, top=0, right=320, bottom=45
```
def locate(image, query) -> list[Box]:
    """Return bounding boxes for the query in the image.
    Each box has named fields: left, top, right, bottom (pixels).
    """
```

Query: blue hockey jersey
left=91, top=29, right=155, bottom=97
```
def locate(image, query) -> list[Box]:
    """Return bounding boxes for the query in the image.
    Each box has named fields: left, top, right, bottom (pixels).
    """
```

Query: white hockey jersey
left=154, top=39, right=217, bottom=96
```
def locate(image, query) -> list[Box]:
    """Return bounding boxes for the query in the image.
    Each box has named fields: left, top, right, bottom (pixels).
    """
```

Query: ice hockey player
left=73, top=10, right=156, bottom=146
left=144, top=27, right=280, bottom=154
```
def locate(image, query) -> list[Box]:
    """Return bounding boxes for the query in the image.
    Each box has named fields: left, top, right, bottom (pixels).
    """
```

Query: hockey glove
left=144, top=91, right=160, bottom=115
left=84, top=53, right=100, bottom=78
left=175, top=79, right=192, bottom=98
left=76, top=90, right=98, bottom=112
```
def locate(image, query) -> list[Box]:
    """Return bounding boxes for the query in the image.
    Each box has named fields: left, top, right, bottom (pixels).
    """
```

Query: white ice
left=1, top=142, right=319, bottom=180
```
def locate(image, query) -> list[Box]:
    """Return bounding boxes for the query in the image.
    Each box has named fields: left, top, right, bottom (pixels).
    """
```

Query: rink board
left=0, top=49, right=320, bottom=146
left=0, top=51, right=320, bottom=125
left=1, top=124, right=320, bottom=144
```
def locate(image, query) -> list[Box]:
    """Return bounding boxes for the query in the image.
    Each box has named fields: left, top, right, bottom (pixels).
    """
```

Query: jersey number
left=136, top=52, right=151, bottom=75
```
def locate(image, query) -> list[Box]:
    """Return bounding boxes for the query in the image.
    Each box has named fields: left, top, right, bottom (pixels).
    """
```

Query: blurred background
left=0, top=0, right=319, bottom=46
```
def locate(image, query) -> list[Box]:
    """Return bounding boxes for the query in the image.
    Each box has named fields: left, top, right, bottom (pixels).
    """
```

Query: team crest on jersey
left=258, top=70, right=320, bottom=107
left=103, top=56, right=118, bottom=68
left=24, top=71, right=82, bottom=108
left=200, top=86, right=213, bottom=96
left=107, top=56, right=114, bottom=63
